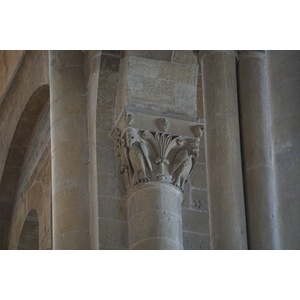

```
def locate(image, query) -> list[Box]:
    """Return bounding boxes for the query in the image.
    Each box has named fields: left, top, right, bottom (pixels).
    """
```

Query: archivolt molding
left=111, top=111, right=204, bottom=193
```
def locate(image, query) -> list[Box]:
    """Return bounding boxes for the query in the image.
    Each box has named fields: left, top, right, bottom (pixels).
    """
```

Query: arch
left=17, top=209, right=39, bottom=250
left=0, top=83, right=50, bottom=249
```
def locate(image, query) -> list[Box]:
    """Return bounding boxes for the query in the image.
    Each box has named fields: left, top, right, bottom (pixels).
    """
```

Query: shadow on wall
left=18, top=209, right=39, bottom=250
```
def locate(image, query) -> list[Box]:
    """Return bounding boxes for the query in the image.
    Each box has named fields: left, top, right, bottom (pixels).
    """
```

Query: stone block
left=100, top=54, right=120, bottom=72
left=54, top=208, right=90, bottom=237
left=54, top=158, right=89, bottom=190
left=98, top=196, right=127, bottom=221
left=128, top=56, right=160, bottom=79
left=50, top=65, right=85, bottom=101
left=129, top=210, right=182, bottom=246
left=190, top=162, right=207, bottom=189
left=159, top=62, right=198, bottom=85
left=197, top=74, right=204, bottom=118
left=55, top=230, right=90, bottom=250
left=132, top=237, right=182, bottom=250
left=114, top=171, right=127, bottom=198
left=183, top=232, right=211, bottom=250
left=96, top=128, right=114, bottom=148
left=50, top=50, right=84, bottom=69
left=173, top=82, right=197, bottom=116
left=129, top=50, right=173, bottom=61
left=99, top=217, right=128, bottom=249
left=53, top=185, right=89, bottom=212
left=128, top=75, right=173, bottom=104
left=53, top=141, right=89, bottom=163
left=98, top=70, right=119, bottom=106
left=173, top=51, right=198, bottom=65
left=50, top=94, right=86, bottom=124
left=51, top=114, right=88, bottom=146
left=96, top=103, right=116, bottom=130
left=198, top=140, right=206, bottom=164
left=182, top=209, right=209, bottom=234
left=97, top=146, right=115, bottom=175
left=182, top=180, right=191, bottom=208
left=98, top=173, right=118, bottom=198
left=191, top=188, right=208, bottom=212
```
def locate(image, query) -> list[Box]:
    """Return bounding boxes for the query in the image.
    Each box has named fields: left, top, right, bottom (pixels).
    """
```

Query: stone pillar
left=197, top=50, right=248, bottom=250
left=112, top=111, right=203, bottom=250
left=237, top=51, right=279, bottom=249
left=128, top=182, right=183, bottom=249
left=266, top=51, right=300, bottom=249
left=49, top=51, right=91, bottom=249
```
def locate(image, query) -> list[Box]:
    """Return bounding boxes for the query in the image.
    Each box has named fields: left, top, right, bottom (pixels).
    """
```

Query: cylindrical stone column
left=49, top=51, right=91, bottom=249
left=266, top=51, right=300, bottom=249
left=237, top=51, right=280, bottom=249
left=127, top=182, right=183, bottom=250
left=197, top=50, right=248, bottom=249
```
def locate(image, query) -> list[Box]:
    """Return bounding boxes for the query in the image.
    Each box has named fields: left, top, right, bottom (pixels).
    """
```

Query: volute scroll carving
left=111, top=111, right=204, bottom=192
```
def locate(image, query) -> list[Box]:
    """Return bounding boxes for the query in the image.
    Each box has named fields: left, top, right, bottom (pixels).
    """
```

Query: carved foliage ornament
left=113, top=126, right=202, bottom=192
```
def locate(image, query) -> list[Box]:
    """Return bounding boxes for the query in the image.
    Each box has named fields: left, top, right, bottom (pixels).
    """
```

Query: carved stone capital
left=111, top=111, right=204, bottom=193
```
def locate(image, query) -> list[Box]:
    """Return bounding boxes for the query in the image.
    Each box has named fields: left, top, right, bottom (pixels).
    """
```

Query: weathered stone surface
left=182, top=209, right=209, bottom=234
left=50, top=51, right=91, bottom=250
left=266, top=50, right=300, bottom=249
left=190, top=163, right=207, bottom=189
left=0, top=51, right=25, bottom=105
left=173, top=51, right=198, bottom=65
left=99, top=218, right=128, bottom=250
left=100, top=53, right=120, bottom=72
left=98, top=197, right=127, bottom=221
left=159, top=62, right=198, bottom=85
left=127, top=183, right=183, bottom=250
left=173, top=82, right=197, bottom=117
left=96, top=104, right=116, bottom=130
left=238, top=50, right=279, bottom=250
left=191, top=188, right=208, bottom=212
left=98, top=71, right=119, bottom=105
left=97, top=146, right=116, bottom=175
left=198, top=50, right=248, bottom=250
left=128, top=56, right=160, bottom=78
left=128, top=75, right=173, bottom=104
left=129, top=50, right=173, bottom=61
left=183, top=232, right=210, bottom=250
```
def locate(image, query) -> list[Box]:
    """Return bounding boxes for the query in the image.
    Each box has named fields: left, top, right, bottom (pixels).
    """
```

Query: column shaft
left=266, top=51, right=300, bottom=249
left=198, top=50, right=248, bottom=249
left=128, top=183, right=183, bottom=250
left=49, top=51, right=91, bottom=249
left=238, top=51, right=279, bottom=249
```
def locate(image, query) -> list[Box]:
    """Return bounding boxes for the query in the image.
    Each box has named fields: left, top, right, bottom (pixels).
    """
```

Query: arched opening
left=0, top=84, right=49, bottom=249
left=18, top=210, right=39, bottom=250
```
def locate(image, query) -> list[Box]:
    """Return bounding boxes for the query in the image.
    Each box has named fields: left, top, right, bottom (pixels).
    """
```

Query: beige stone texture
left=266, top=50, right=300, bottom=249
left=127, top=183, right=183, bottom=250
left=198, top=50, right=247, bottom=249
left=49, top=51, right=91, bottom=250
left=238, top=50, right=279, bottom=249
left=0, top=51, right=25, bottom=106
left=0, top=51, right=50, bottom=249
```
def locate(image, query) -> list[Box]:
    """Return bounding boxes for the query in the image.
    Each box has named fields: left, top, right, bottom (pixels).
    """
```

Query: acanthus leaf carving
left=112, top=126, right=203, bottom=192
